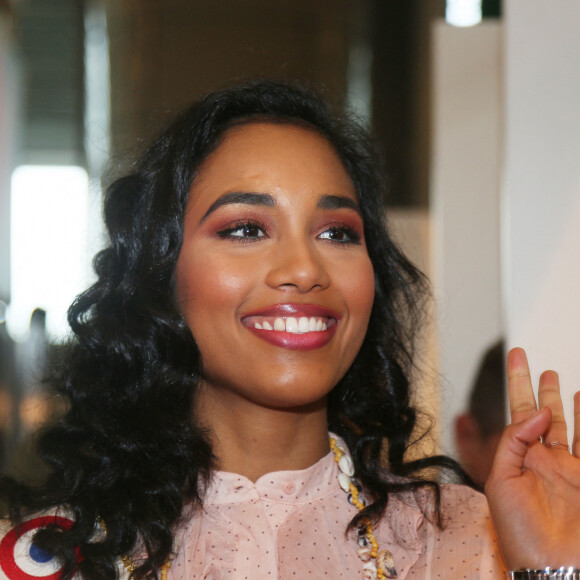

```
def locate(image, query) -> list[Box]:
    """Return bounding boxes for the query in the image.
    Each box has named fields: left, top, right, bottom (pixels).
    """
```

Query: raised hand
left=485, top=347, right=580, bottom=569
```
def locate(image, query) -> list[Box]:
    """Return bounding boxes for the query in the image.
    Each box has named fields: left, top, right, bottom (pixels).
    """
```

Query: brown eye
left=318, top=226, right=360, bottom=244
left=232, top=225, right=264, bottom=238
left=218, top=222, right=267, bottom=240
left=328, top=229, right=347, bottom=241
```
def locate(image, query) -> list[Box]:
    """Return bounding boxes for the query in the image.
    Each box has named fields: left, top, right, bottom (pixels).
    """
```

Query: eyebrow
left=200, top=192, right=275, bottom=222
left=316, top=194, right=361, bottom=216
left=200, top=191, right=361, bottom=222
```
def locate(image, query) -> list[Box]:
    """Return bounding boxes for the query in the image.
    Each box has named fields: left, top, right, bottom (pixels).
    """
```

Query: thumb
left=489, top=407, right=551, bottom=481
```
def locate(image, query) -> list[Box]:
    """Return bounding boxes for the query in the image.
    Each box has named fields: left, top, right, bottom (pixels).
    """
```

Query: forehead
left=211, top=121, right=345, bottom=164
left=187, top=122, right=357, bottom=212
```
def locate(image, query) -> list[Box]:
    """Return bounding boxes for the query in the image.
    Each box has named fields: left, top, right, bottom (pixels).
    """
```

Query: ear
left=455, top=413, right=483, bottom=461
left=455, top=413, right=479, bottom=443
left=455, top=413, right=491, bottom=486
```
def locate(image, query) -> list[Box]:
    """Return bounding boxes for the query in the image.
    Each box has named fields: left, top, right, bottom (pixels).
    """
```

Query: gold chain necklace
left=119, top=554, right=171, bottom=578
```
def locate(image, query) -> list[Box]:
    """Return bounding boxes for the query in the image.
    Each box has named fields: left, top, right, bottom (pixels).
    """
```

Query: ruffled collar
left=203, top=443, right=338, bottom=506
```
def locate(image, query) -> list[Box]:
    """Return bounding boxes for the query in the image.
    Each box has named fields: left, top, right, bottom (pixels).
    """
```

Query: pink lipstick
left=241, top=303, right=340, bottom=350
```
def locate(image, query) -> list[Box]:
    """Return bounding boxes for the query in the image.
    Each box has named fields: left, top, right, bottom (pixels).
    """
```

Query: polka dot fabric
left=169, top=438, right=507, bottom=579
left=0, top=439, right=507, bottom=578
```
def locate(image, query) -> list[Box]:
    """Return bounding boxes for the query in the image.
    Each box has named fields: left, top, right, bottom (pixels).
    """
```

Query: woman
left=1, top=80, right=579, bottom=579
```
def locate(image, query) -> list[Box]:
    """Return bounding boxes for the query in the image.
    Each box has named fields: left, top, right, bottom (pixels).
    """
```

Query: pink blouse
left=0, top=443, right=507, bottom=579
left=169, top=448, right=507, bottom=579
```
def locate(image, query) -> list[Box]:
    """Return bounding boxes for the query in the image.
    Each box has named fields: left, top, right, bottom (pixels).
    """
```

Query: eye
left=230, top=224, right=265, bottom=239
left=318, top=226, right=361, bottom=245
left=218, top=221, right=267, bottom=241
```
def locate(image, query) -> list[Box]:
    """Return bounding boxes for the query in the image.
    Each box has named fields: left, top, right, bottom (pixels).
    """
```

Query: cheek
left=331, top=256, right=374, bottom=382
left=175, top=252, right=252, bottom=330
left=343, top=256, right=375, bottom=321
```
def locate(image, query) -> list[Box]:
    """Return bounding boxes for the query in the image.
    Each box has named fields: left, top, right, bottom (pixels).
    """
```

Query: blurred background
left=0, top=0, right=579, bottom=484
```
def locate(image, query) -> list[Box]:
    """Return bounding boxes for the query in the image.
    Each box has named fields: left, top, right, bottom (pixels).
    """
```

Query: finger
left=507, top=347, right=538, bottom=424
left=573, top=391, right=580, bottom=457
left=487, top=406, right=551, bottom=484
left=538, top=370, right=568, bottom=446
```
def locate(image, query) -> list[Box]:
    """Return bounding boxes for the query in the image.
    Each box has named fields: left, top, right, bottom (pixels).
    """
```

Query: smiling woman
left=1, top=80, right=580, bottom=580
left=176, top=122, right=375, bottom=482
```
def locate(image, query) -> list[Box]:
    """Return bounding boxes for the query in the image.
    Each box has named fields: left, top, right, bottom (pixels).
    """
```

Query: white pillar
left=503, top=0, right=580, bottom=436
left=431, top=21, right=503, bottom=455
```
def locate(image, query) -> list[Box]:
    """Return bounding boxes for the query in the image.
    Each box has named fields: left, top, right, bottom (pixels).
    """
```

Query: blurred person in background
left=0, top=313, right=15, bottom=472
left=455, top=340, right=505, bottom=487
left=14, top=308, right=52, bottom=439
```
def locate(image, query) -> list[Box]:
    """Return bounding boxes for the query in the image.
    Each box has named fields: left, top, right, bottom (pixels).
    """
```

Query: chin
left=200, top=360, right=346, bottom=413
left=258, top=392, right=329, bottom=412
left=242, top=377, right=333, bottom=409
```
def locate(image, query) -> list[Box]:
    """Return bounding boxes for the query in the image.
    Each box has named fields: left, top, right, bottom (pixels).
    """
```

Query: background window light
left=8, top=165, right=91, bottom=341
left=446, top=0, right=483, bottom=27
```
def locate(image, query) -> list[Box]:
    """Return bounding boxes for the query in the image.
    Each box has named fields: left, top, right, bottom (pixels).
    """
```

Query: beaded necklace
left=115, top=437, right=396, bottom=579
left=329, top=437, right=397, bottom=579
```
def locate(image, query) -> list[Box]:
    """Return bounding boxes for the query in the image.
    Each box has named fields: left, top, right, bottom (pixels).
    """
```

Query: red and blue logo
left=0, top=516, right=79, bottom=579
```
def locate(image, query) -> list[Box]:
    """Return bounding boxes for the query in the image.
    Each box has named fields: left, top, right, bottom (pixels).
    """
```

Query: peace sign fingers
left=538, top=369, right=569, bottom=449
left=507, top=348, right=538, bottom=425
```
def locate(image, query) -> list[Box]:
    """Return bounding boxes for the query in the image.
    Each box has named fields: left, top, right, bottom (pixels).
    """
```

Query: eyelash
left=216, top=220, right=362, bottom=245
left=217, top=220, right=268, bottom=243
left=318, top=225, right=361, bottom=245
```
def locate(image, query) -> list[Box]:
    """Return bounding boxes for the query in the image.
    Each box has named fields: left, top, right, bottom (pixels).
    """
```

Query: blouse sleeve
left=406, top=484, right=507, bottom=579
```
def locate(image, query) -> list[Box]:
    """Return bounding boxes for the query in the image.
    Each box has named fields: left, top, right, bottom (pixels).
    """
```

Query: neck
left=195, top=388, right=330, bottom=482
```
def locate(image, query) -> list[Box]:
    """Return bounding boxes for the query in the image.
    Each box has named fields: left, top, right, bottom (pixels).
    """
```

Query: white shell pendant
left=338, top=453, right=354, bottom=476
left=338, top=472, right=352, bottom=492
left=362, top=560, right=378, bottom=579
left=377, top=549, right=398, bottom=578
left=357, top=546, right=372, bottom=562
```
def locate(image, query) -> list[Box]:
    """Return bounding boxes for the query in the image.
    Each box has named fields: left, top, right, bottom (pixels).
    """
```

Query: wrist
left=508, top=569, right=580, bottom=579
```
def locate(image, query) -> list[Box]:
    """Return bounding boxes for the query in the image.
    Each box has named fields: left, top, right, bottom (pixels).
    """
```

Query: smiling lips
left=242, top=304, right=339, bottom=350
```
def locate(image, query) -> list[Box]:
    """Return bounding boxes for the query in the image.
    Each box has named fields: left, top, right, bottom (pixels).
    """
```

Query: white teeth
left=286, top=317, right=299, bottom=333
left=252, top=316, right=331, bottom=333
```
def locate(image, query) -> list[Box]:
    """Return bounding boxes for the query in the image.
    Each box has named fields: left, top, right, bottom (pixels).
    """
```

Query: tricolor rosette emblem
left=0, top=515, right=79, bottom=579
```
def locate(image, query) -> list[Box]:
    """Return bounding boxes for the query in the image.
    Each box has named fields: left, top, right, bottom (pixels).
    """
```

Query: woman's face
left=175, top=122, right=375, bottom=410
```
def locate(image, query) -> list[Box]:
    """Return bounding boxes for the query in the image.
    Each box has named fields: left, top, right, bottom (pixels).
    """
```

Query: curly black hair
left=0, top=79, right=462, bottom=578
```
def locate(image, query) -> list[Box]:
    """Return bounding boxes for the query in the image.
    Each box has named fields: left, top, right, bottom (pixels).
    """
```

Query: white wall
left=388, top=209, right=440, bottom=456
left=503, top=0, right=580, bottom=437
left=431, top=22, right=503, bottom=455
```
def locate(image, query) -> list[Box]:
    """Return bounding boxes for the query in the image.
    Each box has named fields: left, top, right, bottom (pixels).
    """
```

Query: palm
left=485, top=348, right=580, bottom=569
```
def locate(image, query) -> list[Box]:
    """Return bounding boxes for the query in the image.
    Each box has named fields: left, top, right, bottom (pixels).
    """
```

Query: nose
left=265, top=238, right=331, bottom=293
